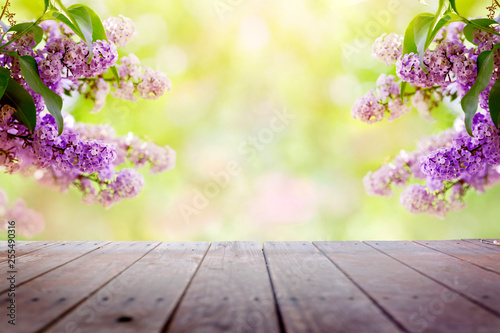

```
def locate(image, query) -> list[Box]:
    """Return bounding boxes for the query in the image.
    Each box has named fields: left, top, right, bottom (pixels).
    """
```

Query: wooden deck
left=1, top=240, right=500, bottom=332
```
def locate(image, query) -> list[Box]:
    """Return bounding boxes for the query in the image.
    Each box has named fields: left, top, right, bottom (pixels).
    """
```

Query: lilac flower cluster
left=108, top=54, right=171, bottom=103
left=351, top=74, right=411, bottom=123
left=79, top=53, right=171, bottom=112
left=103, top=15, right=137, bottom=47
left=73, top=123, right=176, bottom=174
left=395, top=23, right=478, bottom=96
left=421, top=113, right=500, bottom=180
left=31, top=115, right=117, bottom=173
left=0, top=15, right=176, bottom=237
left=37, top=21, right=118, bottom=86
left=372, top=33, right=403, bottom=65
left=78, top=168, right=145, bottom=208
left=362, top=128, right=456, bottom=197
left=362, top=116, right=500, bottom=218
left=353, top=19, right=500, bottom=217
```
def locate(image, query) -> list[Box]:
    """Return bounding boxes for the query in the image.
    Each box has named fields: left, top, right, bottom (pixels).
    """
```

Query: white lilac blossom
left=0, top=14, right=176, bottom=237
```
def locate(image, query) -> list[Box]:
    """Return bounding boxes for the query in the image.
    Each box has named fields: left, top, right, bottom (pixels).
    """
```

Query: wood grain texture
left=264, top=241, right=401, bottom=333
left=462, top=239, right=500, bottom=251
left=0, top=241, right=109, bottom=294
left=416, top=240, right=500, bottom=275
left=46, top=242, right=209, bottom=333
left=0, top=241, right=159, bottom=333
left=0, top=241, right=59, bottom=262
left=366, top=241, right=500, bottom=318
left=4, top=240, right=500, bottom=332
left=315, top=241, right=500, bottom=333
left=167, top=241, right=280, bottom=333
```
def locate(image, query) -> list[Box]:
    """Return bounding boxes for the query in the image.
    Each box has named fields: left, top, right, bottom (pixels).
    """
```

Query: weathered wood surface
left=0, top=241, right=109, bottom=294
left=47, top=242, right=209, bottom=333
left=315, top=241, right=500, bottom=333
left=367, top=241, right=500, bottom=317
left=167, top=241, right=280, bottom=333
left=0, top=241, right=159, bottom=333
left=0, top=241, right=59, bottom=262
left=264, top=241, right=400, bottom=333
left=416, top=240, right=500, bottom=274
left=0, top=240, right=499, bottom=333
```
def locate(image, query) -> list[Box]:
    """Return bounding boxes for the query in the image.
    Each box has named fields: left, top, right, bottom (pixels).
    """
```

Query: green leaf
left=463, top=19, right=498, bottom=44
left=489, top=77, right=500, bottom=128
left=51, top=12, right=84, bottom=40
left=68, top=5, right=94, bottom=63
left=44, top=0, right=50, bottom=11
left=81, top=5, right=107, bottom=42
left=110, top=66, right=120, bottom=83
left=18, top=55, right=64, bottom=135
left=426, top=15, right=451, bottom=48
left=403, top=15, right=419, bottom=56
left=7, top=23, right=44, bottom=47
left=461, top=48, right=497, bottom=135
left=429, top=0, right=446, bottom=36
left=449, top=0, right=458, bottom=13
left=414, top=14, right=435, bottom=72
left=0, top=50, right=19, bottom=58
left=400, top=81, right=407, bottom=101
left=0, top=78, right=37, bottom=132
left=0, top=67, right=10, bottom=99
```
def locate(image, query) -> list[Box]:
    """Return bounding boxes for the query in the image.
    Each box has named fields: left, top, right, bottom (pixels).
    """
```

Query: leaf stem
left=0, top=0, right=9, bottom=23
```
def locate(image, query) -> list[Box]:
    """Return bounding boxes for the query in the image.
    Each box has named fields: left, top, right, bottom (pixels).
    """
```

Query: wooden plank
left=167, top=241, right=280, bottom=333
left=0, top=241, right=59, bottom=262
left=0, top=241, right=109, bottom=294
left=0, top=241, right=159, bottom=333
left=315, top=241, right=500, bottom=333
left=263, top=241, right=401, bottom=333
left=46, top=242, right=210, bottom=333
left=462, top=239, right=500, bottom=251
left=416, top=240, right=500, bottom=275
left=366, top=241, right=500, bottom=318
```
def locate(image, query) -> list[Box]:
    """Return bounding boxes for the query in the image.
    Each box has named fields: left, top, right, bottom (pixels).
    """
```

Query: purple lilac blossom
left=0, top=15, right=176, bottom=233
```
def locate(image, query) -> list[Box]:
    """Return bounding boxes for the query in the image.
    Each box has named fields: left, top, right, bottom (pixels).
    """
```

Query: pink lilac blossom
left=103, top=15, right=137, bottom=47
left=0, top=194, right=45, bottom=238
left=0, top=190, right=7, bottom=215
left=351, top=74, right=410, bottom=124
left=400, top=184, right=450, bottom=219
left=77, top=168, right=145, bottom=208
left=74, top=123, right=176, bottom=174
left=436, top=22, right=466, bottom=43
left=372, top=33, right=403, bottom=66
left=111, top=54, right=171, bottom=102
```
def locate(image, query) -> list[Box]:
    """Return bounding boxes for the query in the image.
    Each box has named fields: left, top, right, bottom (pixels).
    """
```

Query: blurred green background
left=2, top=0, right=499, bottom=241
